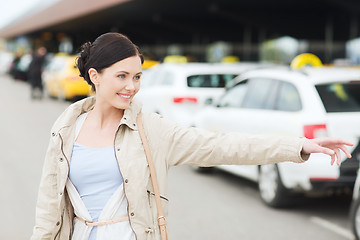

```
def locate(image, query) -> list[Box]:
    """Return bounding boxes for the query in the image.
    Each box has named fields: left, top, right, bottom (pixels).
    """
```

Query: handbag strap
left=136, top=113, right=168, bottom=240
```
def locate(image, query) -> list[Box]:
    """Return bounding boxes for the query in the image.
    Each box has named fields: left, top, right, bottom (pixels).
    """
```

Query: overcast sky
left=0, top=0, right=58, bottom=30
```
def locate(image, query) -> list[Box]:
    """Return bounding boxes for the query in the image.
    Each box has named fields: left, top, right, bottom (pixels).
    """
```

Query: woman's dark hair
left=77, top=32, right=144, bottom=91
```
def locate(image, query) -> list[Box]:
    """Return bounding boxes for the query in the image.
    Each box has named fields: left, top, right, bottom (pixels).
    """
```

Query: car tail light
left=303, top=124, right=328, bottom=139
left=173, top=97, right=198, bottom=103
left=309, top=177, right=337, bottom=181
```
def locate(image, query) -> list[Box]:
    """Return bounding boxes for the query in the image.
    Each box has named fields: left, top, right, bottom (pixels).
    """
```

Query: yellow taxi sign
left=55, top=52, right=69, bottom=56
left=221, top=56, right=240, bottom=63
left=290, top=53, right=323, bottom=69
left=163, top=55, right=187, bottom=63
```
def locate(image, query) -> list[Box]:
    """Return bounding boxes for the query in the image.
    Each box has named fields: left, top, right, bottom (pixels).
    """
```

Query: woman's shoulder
left=51, top=97, right=95, bottom=133
left=141, top=111, right=182, bottom=139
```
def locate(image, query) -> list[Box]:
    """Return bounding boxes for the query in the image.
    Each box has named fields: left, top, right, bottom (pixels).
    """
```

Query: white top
left=66, top=112, right=135, bottom=240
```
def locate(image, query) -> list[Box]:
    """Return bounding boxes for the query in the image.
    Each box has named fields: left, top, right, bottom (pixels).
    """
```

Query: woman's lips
left=117, top=93, right=132, bottom=100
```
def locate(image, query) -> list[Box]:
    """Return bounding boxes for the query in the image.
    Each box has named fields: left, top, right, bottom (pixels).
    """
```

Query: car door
left=218, top=77, right=302, bottom=136
left=209, top=78, right=278, bottom=134
left=202, top=77, right=303, bottom=181
left=215, top=78, right=278, bottom=180
left=268, top=80, right=303, bottom=136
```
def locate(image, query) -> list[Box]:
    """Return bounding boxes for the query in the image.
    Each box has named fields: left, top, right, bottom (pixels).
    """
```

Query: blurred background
left=1, top=0, right=360, bottom=239
left=1, top=0, right=360, bottom=65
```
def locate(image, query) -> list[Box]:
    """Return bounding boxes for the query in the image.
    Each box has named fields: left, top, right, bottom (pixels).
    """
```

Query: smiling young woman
left=30, top=32, right=352, bottom=240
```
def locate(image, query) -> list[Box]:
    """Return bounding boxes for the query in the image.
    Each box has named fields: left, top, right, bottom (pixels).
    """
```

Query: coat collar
left=51, top=96, right=142, bottom=134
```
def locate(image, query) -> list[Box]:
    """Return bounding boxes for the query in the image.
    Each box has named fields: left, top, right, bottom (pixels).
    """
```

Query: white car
left=195, top=65, right=360, bottom=207
left=136, top=62, right=266, bottom=127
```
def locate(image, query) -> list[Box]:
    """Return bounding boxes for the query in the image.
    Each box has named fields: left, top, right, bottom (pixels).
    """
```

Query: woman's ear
left=88, top=68, right=99, bottom=86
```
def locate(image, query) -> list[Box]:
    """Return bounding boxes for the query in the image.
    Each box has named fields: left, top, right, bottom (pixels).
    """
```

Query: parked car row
left=137, top=55, right=360, bottom=220
left=41, top=55, right=159, bottom=101
left=5, top=51, right=93, bottom=101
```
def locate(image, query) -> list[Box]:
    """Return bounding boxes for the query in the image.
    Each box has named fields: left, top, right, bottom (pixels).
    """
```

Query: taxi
left=42, top=53, right=92, bottom=100
left=195, top=53, right=360, bottom=207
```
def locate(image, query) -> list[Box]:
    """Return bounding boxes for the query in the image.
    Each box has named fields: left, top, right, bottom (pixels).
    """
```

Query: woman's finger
left=338, top=145, right=352, bottom=158
left=318, top=145, right=335, bottom=156
left=334, top=148, right=341, bottom=166
left=331, top=153, right=335, bottom=166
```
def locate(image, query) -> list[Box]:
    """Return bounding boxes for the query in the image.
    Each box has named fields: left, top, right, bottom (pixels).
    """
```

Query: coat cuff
left=298, top=137, right=310, bottom=162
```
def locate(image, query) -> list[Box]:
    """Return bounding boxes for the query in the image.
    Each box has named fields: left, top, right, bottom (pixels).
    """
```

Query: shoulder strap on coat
left=136, top=113, right=168, bottom=240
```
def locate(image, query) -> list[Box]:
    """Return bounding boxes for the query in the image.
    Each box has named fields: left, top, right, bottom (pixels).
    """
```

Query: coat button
left=125, top=179, right=129, bottom=183
left=133, top=123, right=136, bottom=127
left=52, top=133, right=56, bottom=136
left=59, top=158, right=64, bottom=162
left=59, top=192, right=63, bottom=196
left=117, top=148, right=120, bottom=151
left=123, top=117, right=127, bottom=120
left=56, top=221, right=60, bottom=226
left=130, top=212, right=135, bottom=217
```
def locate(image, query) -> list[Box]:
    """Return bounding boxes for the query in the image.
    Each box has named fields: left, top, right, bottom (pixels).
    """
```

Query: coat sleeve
left=146, top=113, right=309, bottom=168
left=30, top=134, right=61, bottom=240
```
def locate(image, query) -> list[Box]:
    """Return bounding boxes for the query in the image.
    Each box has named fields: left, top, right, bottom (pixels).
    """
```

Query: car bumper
left=310, top=176, right=356, bottom=191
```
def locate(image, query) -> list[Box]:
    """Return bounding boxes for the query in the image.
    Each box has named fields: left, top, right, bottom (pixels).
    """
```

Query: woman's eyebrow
left=115, top=71, right=142, bottom=75
left=116, top=71, right=129, bottom=74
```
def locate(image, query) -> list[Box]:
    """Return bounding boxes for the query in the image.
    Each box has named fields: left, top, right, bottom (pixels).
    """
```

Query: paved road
left=0, top=74, right=354, bottom=239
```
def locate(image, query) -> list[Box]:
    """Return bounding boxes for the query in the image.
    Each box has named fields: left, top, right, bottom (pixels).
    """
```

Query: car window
left=187, top=74, right=237, bottom=88
left=275, top=81, right=302, bottom=111
left=217, top=80, right=249, bottom=107
left=241, top=78, right=275, bottom=109
left=315, top=82, right=360, bottom=112
left=18, top=55, right=32, bottom=71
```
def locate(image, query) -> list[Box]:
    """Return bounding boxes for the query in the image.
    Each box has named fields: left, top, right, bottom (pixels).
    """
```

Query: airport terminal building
left=0, top=0, right=359, bottom=63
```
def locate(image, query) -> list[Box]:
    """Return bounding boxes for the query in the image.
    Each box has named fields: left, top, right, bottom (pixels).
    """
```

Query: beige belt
left=76, top=215, right=129, bottom=227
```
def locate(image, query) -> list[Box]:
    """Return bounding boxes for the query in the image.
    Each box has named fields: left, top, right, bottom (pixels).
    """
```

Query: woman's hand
left=302, top=138, right=353, bottom=166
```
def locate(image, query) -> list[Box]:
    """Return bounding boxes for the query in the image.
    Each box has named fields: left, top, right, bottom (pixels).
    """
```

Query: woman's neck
left=88, top=104, right=124, bottom=129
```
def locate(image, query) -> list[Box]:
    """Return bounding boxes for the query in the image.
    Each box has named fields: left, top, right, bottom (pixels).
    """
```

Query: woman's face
left=92, top=55, right=142, bottom=110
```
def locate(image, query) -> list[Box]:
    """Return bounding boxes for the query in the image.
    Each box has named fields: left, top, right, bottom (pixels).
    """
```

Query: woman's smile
left=117, top=93, right=132, bottom=100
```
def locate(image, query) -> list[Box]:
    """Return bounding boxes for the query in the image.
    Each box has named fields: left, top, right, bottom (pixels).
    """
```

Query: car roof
left=148, top=62, right=270, bottom=74
left=300, top=67, right=360, bottom=83
left=237, top=65, right=360, bottom=85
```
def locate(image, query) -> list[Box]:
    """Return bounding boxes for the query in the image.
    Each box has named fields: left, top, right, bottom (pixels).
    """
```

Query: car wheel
left=350, top=196, right=360, bottom=240
left=258, top=164, right=290, bottom=208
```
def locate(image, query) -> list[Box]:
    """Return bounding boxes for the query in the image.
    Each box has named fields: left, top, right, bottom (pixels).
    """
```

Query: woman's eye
left=118, top=74, right=126, bottom=79
left=134, top=75, right=141, bottom=80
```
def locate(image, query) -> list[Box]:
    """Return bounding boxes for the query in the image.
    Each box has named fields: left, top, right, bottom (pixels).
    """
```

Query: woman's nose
left=125, top=80, right=135, bottom=91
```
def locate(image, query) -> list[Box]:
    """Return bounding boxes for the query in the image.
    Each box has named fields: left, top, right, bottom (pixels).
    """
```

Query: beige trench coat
left=30, top=97, right=308, bottom=240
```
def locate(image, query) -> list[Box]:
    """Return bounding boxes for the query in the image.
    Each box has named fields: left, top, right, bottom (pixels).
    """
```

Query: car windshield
left=315, top=82, right=360, bottom=112
left=187, top=74, right=237, bottom=88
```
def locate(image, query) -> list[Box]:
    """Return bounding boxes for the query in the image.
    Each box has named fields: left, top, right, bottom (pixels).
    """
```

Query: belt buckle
left=157, top=216, right=166, bottom=226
